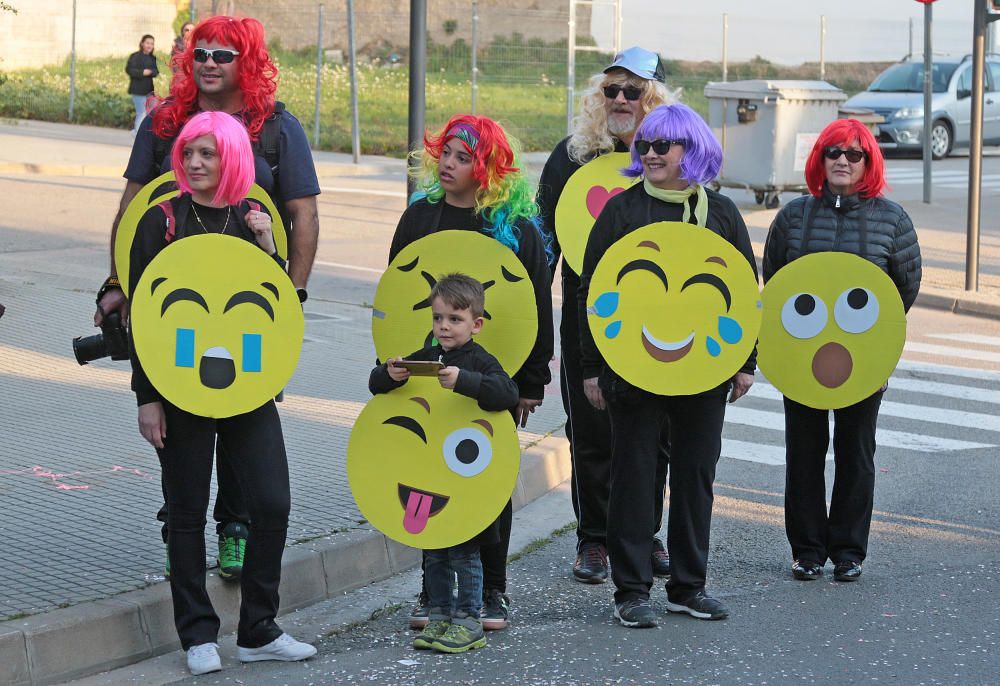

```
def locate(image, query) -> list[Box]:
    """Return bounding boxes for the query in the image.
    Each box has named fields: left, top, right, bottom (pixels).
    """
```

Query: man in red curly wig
left=95, top=15, right=321, bottom=589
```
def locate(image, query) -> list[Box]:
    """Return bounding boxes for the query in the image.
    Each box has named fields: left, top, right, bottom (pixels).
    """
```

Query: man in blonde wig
left=537, top=47, right=675, bottom=584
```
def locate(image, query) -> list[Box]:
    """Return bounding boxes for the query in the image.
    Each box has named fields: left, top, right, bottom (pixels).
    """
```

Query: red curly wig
left=422, top=114, right=519, bottom=190
left=153, top=15, right=278, bottom=142
left=804, top=119, right=887, bottom=198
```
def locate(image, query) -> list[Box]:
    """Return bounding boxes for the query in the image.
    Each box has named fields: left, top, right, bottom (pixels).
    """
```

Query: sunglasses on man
left=603, top=84, right=644, bottom=101
left=635, top=139, right=686, bottom=155
left=193, top=48, right=240, bottom=64
left=823, top=146, right=866, bottom=163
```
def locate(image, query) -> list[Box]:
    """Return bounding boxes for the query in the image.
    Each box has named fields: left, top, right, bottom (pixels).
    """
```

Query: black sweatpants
left=157, top=400, right=290, bottom=650
left=157, top=436, right=250, bottom=542
left=783, top=391, right=883, bottom=566
left=606, top=384, right=727, bottom=604
left=560, top=273, right=667, bottom=549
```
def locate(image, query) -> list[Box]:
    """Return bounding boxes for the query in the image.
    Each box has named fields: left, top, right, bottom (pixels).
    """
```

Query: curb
left=914, top=286, right=1000, bottom=320
left=0, top=160, right=399, bottom=179
left=0, top=436, right=570, bottom=686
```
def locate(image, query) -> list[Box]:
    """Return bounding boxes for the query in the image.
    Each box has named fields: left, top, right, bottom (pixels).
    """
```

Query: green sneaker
left=431, top=618, right=486, bottom=654
left=217, top=522, right=248, bottom=582
left=412, top=619, right=450, bottom=650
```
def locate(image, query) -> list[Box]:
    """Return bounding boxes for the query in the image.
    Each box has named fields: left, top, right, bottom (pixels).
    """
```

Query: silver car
left=843, top=55, right=1000, bottom=159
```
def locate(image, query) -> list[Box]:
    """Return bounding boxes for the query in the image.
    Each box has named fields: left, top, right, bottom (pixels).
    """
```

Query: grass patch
left=507, top=520, right=576, bottom=564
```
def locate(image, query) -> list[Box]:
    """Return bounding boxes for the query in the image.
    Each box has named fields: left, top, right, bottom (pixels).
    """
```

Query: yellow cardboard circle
left=115, top=171, right=287, bottom=296
left=372, top=231, right=538, bottom=374
left=554, top=152, right=637, bottom=274
left=347, top=379, right=520, bottom=549
left=586, top=222, right=762, bottom=396
left=131, top=234, right=304, bottom=418
left=758, top=252, right=906, bottom=410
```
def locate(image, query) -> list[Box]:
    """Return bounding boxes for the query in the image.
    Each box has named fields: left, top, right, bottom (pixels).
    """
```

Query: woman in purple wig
left=577, top=103, right=758, bottom=628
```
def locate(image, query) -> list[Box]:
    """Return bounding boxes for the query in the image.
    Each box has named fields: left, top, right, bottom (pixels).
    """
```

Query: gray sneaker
left=614, top=598, right=658, bottom=628
left=665, top=591, right=729, bottom=620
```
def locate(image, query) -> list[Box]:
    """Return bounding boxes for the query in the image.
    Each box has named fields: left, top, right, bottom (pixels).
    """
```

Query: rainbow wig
left=172, top=111, right=255, bottom=207
left=804, top=119, right=886, bottom=198
left=412, top=114, right=550, bottom=261
left=154, top=15, right=277, bottom=141
left=622, top=104, right=723, bottom=185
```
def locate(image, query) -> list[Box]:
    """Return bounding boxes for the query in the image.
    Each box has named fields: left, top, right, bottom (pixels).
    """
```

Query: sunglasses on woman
left=823, top=146, right=866, bottom=163
left=193, top=48, right=240, bottom=64
left=603, top=84, right=644, bottom=101
left=635, top=139, right=686, bottom=155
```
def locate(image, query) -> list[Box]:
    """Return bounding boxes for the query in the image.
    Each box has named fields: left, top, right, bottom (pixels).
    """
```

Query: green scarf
left=643, top=179, right=709, bottom=228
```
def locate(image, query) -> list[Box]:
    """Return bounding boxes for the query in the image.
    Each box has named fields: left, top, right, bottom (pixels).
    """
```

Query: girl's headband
left=446, top=123, right=480, bottom=154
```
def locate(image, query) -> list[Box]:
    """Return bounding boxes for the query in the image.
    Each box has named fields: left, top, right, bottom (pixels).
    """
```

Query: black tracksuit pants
left=606, top=384, right=727, bottom=604
left=783, top=391, right=883, bottom=566
left=157, top=400, right=289, bottom=650
left=561, top=273, right=667, bottom=549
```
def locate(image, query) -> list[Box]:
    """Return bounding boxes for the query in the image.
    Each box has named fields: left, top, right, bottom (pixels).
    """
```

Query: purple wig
left=172, top=111, right=255, bottom=206
left=622, top=103, right=723, bottom=185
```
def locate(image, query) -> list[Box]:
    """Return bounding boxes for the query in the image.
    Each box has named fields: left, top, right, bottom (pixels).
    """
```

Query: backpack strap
left=158, top=200, right=176, bottom=243
left=257, top=101, right=284, bottom=174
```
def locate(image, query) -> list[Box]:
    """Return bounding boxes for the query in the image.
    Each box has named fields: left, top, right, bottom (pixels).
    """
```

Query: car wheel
left=930, top=121, right=952, bottom=160
left=765, top=193, right=781, bottom=209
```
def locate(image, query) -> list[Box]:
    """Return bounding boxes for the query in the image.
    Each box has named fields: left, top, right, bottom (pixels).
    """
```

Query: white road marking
left=926, top=333, right=1000, bottom=347
left=319, top=185, right=408, bottom=198
left=904, top=341, right=1000, bottom=363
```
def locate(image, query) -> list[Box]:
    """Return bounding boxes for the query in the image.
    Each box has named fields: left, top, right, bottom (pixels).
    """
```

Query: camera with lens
left=73, top=310, right=129, bottom=365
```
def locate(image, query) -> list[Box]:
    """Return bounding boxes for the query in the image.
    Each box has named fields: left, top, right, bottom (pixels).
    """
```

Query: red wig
left=804, top=119, right=887, bottom=198
left=422, top=114, right=518, bottom=190
left=153, top=16, right=277, bottom=142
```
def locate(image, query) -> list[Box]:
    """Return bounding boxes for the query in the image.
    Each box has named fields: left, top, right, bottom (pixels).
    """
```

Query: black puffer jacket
left=762, top=183, right=922, bottom=310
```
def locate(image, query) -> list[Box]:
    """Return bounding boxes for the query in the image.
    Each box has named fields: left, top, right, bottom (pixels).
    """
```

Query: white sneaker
left=238, top=632, right=317, bottom=663
left=186, top=642, right=222, bottom=675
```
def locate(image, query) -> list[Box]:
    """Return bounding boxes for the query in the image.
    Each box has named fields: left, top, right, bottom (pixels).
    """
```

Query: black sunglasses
left=603, top=84, right=643, bottom=101
left=193, top=48, right=240, bottom=64
left=824, top=146, right=866, bottom=163
left=635, top=139, right=685, bottom=155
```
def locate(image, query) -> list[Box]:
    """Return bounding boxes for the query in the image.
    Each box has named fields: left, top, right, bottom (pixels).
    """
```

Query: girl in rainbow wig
left=129, top=111, right=316, bottom=674
left=388, top=113, right=554, bottom=632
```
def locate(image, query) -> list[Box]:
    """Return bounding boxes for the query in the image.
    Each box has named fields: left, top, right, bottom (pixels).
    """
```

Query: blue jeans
left=424, top=540, right=482, bottom=619
left=131, top=94, right=149, bottom=132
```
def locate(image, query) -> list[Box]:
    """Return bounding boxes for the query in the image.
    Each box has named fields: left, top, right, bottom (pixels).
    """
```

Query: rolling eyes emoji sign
left=130, top=234, right=304, bottom=418
left=586, top=222, right=761, bottom=396
left=346, top=380, right=520, bottom=549
left=371, top=231, right=537, bottom=374
left=757, top=252, right=906, bottom=410
left=554, top=152, right=637, bottom=274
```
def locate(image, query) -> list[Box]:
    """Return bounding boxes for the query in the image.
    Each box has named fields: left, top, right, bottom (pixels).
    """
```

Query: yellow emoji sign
left=372, top=231, right=537, bottom=374
left=130, top=234, right=304, bottom=418
left=115, top=172, right=287, bottom=296
left=347, top=379, right=520, bottom=549
left=757, top=252, right=906, bottom=410
left=554, top=152, right=637, bottom=274
left=586, top=222, right=761, bottom=396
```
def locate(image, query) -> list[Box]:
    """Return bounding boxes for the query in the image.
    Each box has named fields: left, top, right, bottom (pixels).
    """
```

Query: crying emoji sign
left=130, top=234, right=304, bottom=418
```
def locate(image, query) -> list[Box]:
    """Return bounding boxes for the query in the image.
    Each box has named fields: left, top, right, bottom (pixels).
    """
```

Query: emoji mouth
left=641, top=326, right=695, bottom=363
left=199, top=346, right=236, bottom=389
left=811, top=341, right=853, bottom=388
left=398, top=484, right=450, bottom=534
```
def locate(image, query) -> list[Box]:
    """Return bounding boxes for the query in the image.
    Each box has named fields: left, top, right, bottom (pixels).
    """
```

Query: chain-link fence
left=0, top=2, right=953, bottom=155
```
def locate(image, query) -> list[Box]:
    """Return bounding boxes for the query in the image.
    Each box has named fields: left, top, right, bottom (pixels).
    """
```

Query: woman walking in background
left=126, top=34, right=158, bottom=134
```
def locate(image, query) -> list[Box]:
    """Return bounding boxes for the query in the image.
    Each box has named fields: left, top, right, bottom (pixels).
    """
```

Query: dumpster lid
left=704, top=79, right=846, bottom=102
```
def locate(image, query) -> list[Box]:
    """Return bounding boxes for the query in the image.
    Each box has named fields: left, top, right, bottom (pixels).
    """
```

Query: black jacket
left=578, top=183, right=759, bottom=386
left=762, top=183, right=922, bottom=310
left=125, top=51, right=158, bottom=96
left=369, top=340, right=520, bottom=412
left=389, top=198, right=554, bottom=400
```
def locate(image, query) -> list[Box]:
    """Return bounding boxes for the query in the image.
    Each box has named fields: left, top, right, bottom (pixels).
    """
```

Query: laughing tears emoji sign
left=586, top=222, right=761, bottom=396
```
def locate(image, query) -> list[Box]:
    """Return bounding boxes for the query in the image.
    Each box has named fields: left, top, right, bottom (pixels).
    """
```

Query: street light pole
left=921, top=1, right=932, bottom=204
left=407, top=0, right=427, bottom=198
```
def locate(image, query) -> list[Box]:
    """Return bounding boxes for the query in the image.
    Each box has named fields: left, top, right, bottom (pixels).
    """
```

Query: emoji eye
left=442, top=427, right=492, bottom=477
left=780, top=293, right=828, bottom=339
left=833, top=287, right=879, bottom=334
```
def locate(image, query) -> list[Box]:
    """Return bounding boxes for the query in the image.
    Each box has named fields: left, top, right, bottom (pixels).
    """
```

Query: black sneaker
left=409, top=591, right=430, bottom=629
left=613, top=598, right=658, bottom=628
left=665, top=591, right=729, bottom=620
left=833, top=561, right=863, bottom=582
left=792, top=559, right=824, bottom=581
left=651, top=537, right=670, bottom=578
left=480, top=589, right=510, bottom=630
left=572, top=542, right=609, bottom=584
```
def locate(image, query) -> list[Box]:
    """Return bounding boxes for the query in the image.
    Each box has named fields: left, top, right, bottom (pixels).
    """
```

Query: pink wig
left=171, top=111, right=255, bottom=206
left=804, top=119, right=886, bottom=198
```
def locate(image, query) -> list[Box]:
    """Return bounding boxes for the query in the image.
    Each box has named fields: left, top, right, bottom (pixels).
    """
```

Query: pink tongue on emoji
left=586, top=186, right=625, bottom=220
left=403, top=490, right=434, bottom=534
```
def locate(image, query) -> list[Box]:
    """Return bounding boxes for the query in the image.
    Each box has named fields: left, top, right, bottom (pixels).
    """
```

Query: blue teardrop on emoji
left=593, top=291, right=620, bottom=318
left=706, top=336, right=721, bottom=357
left=718, top=316, right=743, bottom=344
left=605, top=320, right=622, bottom=339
